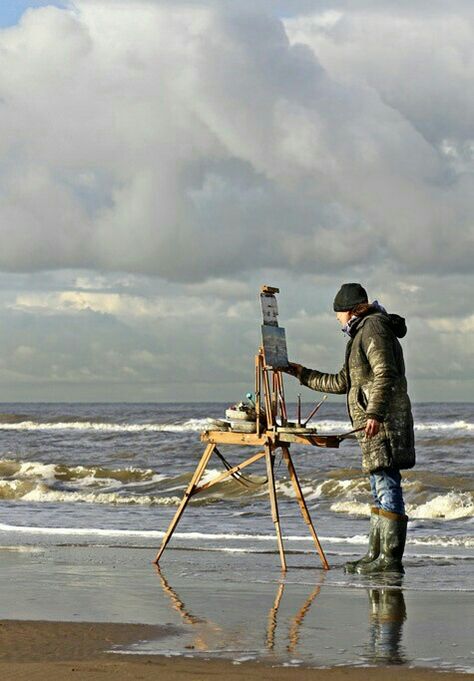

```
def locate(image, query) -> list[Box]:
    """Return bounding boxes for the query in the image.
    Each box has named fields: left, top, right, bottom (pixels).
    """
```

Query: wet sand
left=0, top=543, right=472, bottom=676
left=0, top=619, right=471, bottom=681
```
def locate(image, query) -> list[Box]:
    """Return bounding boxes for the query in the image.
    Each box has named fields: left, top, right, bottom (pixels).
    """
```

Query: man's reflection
left=365, top=587, right=407, bottom=665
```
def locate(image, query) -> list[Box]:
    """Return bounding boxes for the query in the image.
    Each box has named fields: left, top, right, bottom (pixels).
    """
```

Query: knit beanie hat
left=333, top=283, right=368, bottom=312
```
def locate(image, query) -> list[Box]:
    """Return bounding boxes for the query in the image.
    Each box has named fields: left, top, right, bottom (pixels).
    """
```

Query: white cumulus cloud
left=0, top=1, right=472, bottom=282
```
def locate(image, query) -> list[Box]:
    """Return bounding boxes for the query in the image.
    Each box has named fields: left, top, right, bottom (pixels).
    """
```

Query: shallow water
left=0, top=544, right=472, bottom=673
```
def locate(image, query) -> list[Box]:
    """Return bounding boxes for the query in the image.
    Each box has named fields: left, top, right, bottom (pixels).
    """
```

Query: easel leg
left=281, top=446, right=330, bottom=570
left=265, top=445, right=287, bottom=572
left=154, top=443, right=215, bottom=564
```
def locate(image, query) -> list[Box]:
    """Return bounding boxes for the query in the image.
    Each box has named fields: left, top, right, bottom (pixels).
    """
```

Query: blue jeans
left=370, top=468, right=405, bottom=515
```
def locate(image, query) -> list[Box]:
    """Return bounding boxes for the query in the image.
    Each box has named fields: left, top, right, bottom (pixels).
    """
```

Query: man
left=284, top=283, right=415, bottom=574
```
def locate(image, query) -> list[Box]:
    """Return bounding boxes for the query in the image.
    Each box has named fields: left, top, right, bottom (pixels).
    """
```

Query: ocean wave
left=278, top=474, right=431, bottom=503
left=0, top=460, right=235, bottom=505
left=330, top=500, right=372, bottom=516
left=0, top=453, right=267, bottom=488
left=0, top=480, right=182, bottom=506
left=0, top=523, right=471, bottom=549
left=0, top=416, right=356, bottom=434
left=409, top=535, right=474, bottom=549
left=409, top=491, right=474, bottom=520
left=0, top=457, right=472, bottom=518
left=1, top=473, right=471, bottom=521
left=276, top=477, right=369, bottom=501
left=310, top=418, right=474, bottom=434
left=414, top=420, right=474, bottom=432
left=331, top=491, right=474, bottom=520
left=0, top=523, right=364, bottom=542
left=0, top=418, right=216, bottom=433
left=0, top=458, right=164, bottom=485
left=0, top=416, right=471, bottom=433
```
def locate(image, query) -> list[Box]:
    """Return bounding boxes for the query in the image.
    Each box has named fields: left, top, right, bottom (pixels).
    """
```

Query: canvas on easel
left=261, top=325, right=289, bottom=370
left=260, top=285, right=289, bottom=370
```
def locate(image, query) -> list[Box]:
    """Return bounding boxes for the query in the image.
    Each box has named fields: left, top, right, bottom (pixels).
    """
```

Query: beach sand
left=0, top=544, right=472, bottom=678
left=0, top=619, right=471, bottom=681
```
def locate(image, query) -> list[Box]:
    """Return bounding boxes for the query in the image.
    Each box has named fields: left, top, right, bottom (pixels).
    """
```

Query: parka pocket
left=356, top=387, right=368, bottom=412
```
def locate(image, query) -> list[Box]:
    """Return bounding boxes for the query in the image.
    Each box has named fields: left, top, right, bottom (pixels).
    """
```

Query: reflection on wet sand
left=154, top=566, right=222, bottom=651
left=365, top=586, right=407, bottom=665
left=154, top=566, right=408, bottom=667
left=155, top=566, right=325, bottom=657
left=265, top=577, right=324, bottom=653
left=266, top=582, right=284, bottom=651
left=154, top=567, right=203, bottom=626
left=287, top=582, right=323, bottom=653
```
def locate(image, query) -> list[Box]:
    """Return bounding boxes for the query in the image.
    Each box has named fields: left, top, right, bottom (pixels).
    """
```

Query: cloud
left=0, top=1, right=472, bottom=283
left=0, top=267, right=471, bottom=402
left=0, top=2, right=473, bottom=401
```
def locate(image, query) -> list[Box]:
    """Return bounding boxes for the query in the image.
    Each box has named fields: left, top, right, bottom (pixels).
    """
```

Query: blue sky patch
left=0, top=1, right=67, bottom=28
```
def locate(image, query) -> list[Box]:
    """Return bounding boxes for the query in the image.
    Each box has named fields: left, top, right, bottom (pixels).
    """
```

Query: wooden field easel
left=154, top=287, right=346, bottom=571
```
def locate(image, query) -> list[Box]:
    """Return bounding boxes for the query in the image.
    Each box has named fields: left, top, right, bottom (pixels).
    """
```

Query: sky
left=0, top=1, right=66, bottom=27
left=0, top=0, right=472, bottom=402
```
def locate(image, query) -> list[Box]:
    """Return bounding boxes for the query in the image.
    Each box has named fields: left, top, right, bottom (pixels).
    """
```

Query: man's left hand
left=365, top=418, right=380, bottom=438
left=282, top=362, right=303, bottom=378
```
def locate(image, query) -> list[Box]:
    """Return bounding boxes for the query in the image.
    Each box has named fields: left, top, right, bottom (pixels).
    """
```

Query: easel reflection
left=155, top=566, right=325, bottom=656
left=154, top=566, right=222, bottom=651
left=266, top=577, right=325, bottom=654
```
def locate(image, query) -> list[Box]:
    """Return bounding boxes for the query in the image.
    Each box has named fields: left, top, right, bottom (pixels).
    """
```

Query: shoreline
left=0, top=544, right=473, bottom=673
left=0, top=619, right=472, bottom=680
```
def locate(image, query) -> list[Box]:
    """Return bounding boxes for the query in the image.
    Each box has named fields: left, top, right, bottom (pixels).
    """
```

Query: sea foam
left=409, top=491, right=474, bottom=520
left=0, top=417, right=471, bottom=433
left=0, top=418, right=216, bottom=433
left=0, top=523, right=471, bottom=549
left=331, top=491, right=474, bottom=520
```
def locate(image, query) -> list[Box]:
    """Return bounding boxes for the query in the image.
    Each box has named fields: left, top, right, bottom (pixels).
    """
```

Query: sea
left=0, top=401, right=473, bottom=671
left=0, top=401, right=472, bottom=584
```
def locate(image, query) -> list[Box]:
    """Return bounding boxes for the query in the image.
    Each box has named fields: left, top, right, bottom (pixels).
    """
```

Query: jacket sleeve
left=362, top=319, right=399, bottom=421
left=299, top=366, right=348, bottom=394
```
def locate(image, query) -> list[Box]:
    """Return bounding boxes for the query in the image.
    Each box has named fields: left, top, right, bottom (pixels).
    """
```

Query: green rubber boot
left=356, top=510, right=408, bottom=575
left=344, top=507, right=380, bottom=574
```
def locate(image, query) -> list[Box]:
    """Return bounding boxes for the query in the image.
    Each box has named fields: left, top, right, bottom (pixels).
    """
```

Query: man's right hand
left=283, top=362, right=303, bottom=378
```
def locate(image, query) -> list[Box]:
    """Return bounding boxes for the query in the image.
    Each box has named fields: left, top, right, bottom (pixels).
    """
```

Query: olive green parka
left=299, top=309, right=416, bottom=473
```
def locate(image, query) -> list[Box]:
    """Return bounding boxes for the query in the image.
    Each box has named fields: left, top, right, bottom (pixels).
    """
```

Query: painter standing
left=283, top=283, right=415, bottom=573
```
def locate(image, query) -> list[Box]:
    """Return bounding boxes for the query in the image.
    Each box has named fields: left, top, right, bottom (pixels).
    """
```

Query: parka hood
left=387, top=313, right=407, bottom=338
left=350, top=307, right=407, bottom=339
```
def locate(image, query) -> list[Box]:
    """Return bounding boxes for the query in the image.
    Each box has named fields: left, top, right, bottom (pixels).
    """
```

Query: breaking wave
left=0, top=458, right=259, bottom=506
left=0, top=417, right=471, bottom=434
left=0, top=482, right=182, bottom=506
left=276, top=476, right=369, bottom=502
left=413, top=420, right=474, bottom=432
left=330, top=490, right=474, bottom=520
left=0, top=456, right=472, bottom=523
left=0, top=459, right=164, bottom=484
left=0, top=523, right=471, bottom=549
left=0, top=418, right=216, bottom=433
left=409, top=491, right=474, bottom=520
